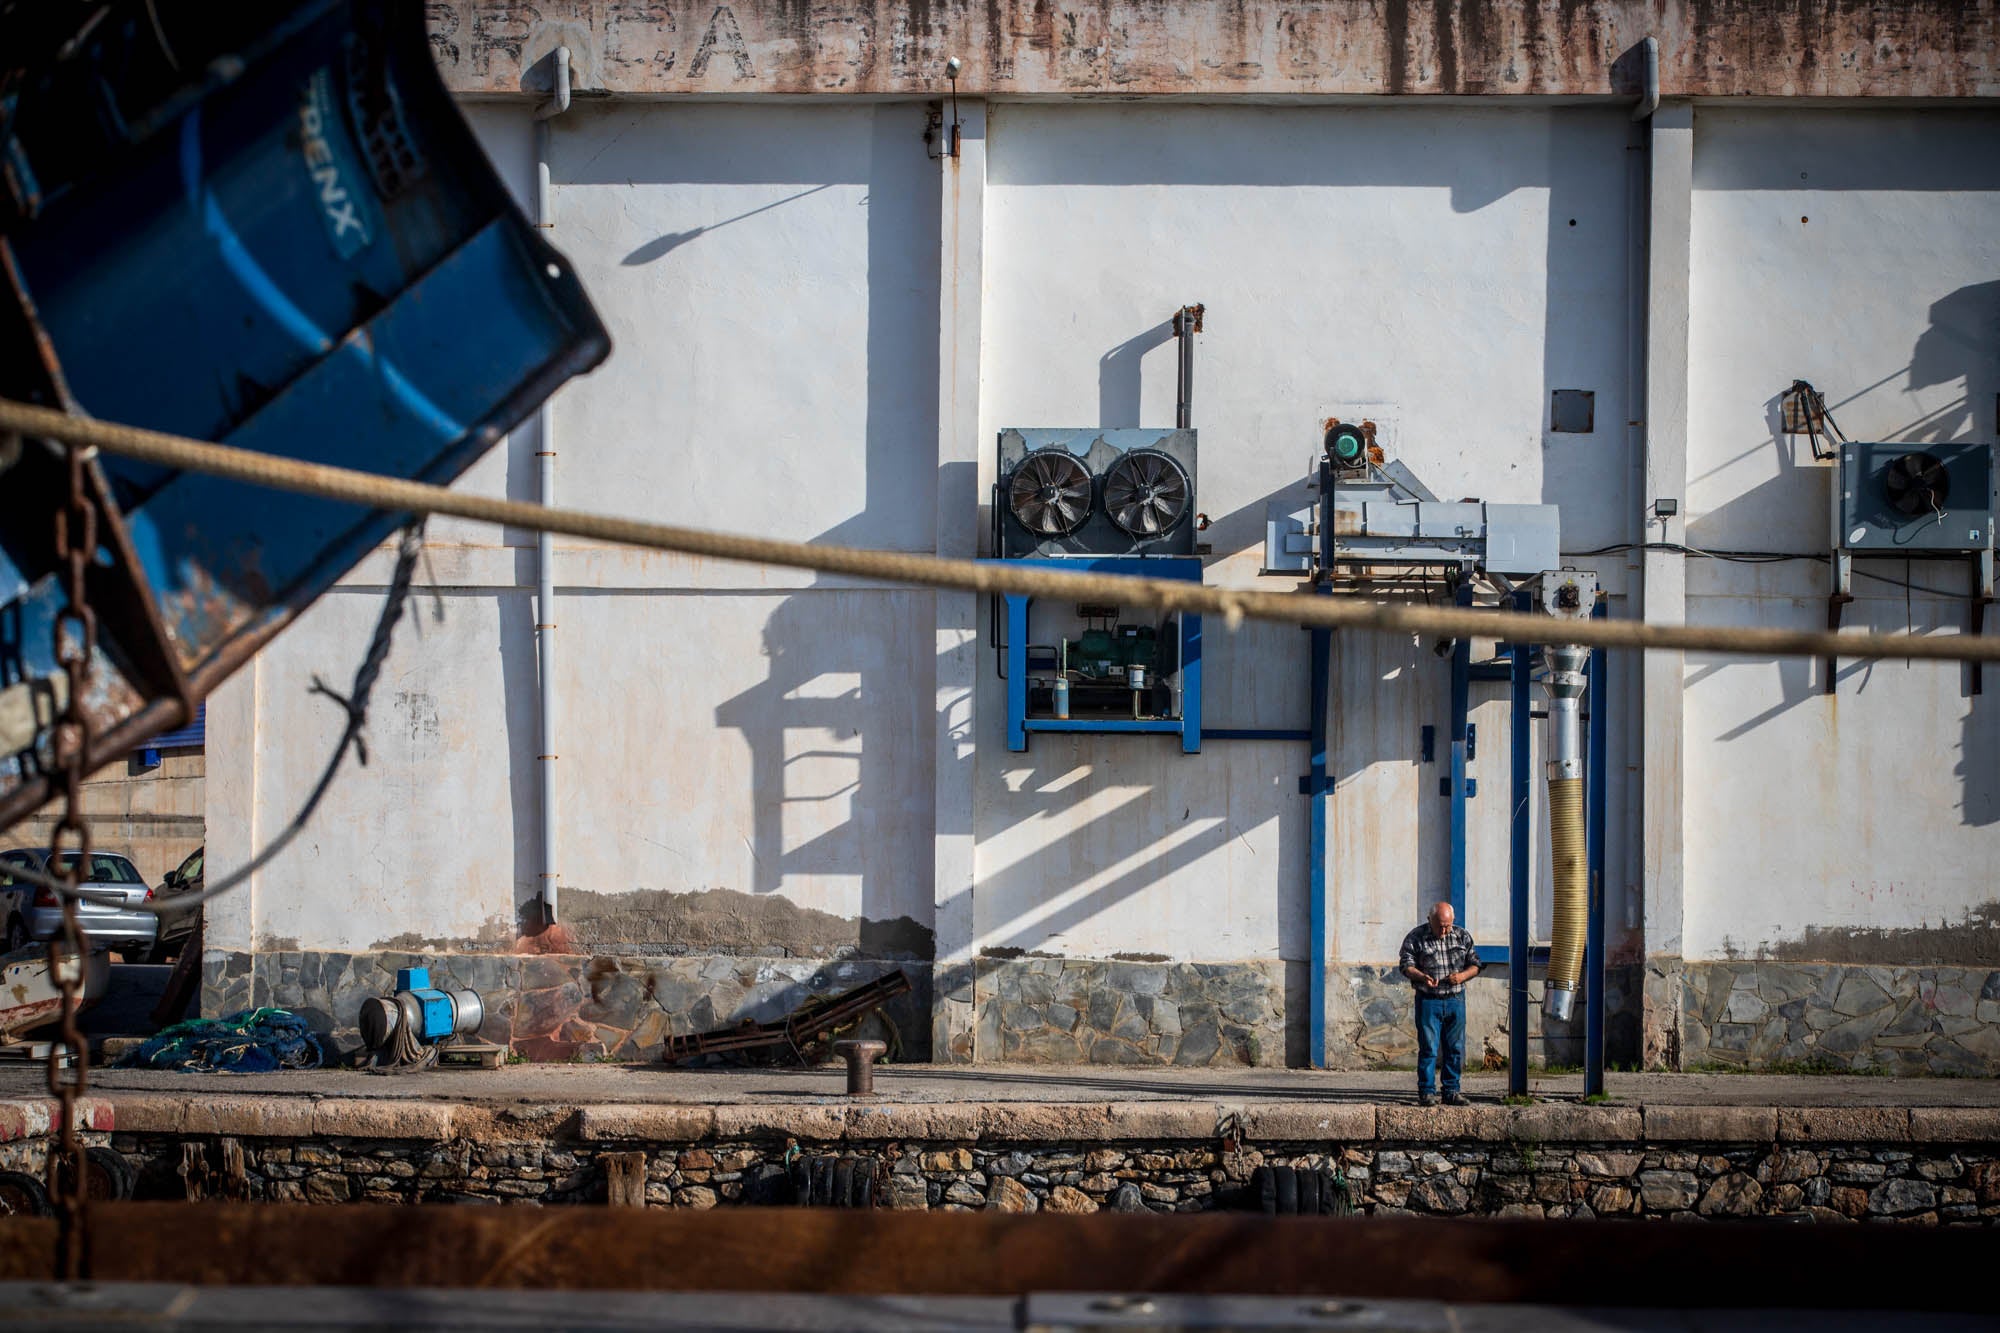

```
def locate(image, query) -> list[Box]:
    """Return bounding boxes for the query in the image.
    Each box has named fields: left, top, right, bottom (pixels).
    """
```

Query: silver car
left=0, top=849, right=158, bottom=954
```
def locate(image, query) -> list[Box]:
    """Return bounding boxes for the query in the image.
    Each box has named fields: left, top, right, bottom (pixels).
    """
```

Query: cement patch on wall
left=202, top=950, right=931, bottom=1063
left=555, top=887, right=935, bottom=960
left=1756, top=906, right=2000, bottom=968
left=1680, top=961, right=2000, bottom=1076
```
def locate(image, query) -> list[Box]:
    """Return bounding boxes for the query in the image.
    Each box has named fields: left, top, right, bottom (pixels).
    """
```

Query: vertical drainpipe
left=533, top=46, right=571, bottom=927
left=1624, top=37, right=1657, bottom=934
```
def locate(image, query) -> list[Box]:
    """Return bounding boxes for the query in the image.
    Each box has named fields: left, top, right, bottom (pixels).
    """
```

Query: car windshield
left=49, top=853, right=143, bottom=885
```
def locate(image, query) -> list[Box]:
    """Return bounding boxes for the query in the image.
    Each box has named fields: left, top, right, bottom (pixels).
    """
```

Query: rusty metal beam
left=0, top=1204, right=1993, bottom=1309
left=427, top=1, right=2000, bottom=102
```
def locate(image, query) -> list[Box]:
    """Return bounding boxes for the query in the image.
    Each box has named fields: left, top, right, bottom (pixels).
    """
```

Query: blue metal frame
left=1306, top=610, right=1332, bottom=1068
left=999, top=557, right=1203, bottom=754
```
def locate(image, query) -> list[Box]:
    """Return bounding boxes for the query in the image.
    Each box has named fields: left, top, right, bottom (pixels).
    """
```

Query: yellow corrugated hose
left=1545, top=775, right=1587, bottom=1007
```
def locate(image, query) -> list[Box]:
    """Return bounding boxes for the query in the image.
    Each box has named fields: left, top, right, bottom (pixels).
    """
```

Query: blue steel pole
left=1508, top=598, right=1533, bottom=1098
left=1182, top=612, right=1204, bottom=754
left=1584, top=625, right=1610, bottom=1098
left=1005, top=593, right=1030, bottom=752
left=1448, top=584, right=1473, bottom=924
left=1308, top=612, right=1332, bottom=1070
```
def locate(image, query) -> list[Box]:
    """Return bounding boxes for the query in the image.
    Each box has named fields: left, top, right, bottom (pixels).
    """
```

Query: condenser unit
left=1833, top=442, right=1994, bottom=555
left=1826, top=440, right=1996, bottom=693
left=996, top=428, right=1198, bottom=559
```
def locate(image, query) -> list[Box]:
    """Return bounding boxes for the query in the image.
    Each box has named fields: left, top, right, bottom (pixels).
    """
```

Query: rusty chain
left=45, top=439, right=96, bottom=1280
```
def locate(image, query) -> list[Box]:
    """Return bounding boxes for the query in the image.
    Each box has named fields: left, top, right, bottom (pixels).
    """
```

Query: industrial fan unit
left=996, top=428, right=1198, bottom=559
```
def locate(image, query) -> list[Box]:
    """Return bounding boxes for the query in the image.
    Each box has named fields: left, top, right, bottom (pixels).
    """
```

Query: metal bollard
left=832, top=1038, right=887, bottom=1096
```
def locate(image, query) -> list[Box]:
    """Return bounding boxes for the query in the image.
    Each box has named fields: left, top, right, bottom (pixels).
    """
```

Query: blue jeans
left=1415, top=993, right=1465, bottom=1096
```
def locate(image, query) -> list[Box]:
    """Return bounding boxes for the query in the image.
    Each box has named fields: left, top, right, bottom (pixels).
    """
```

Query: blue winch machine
left=358, top=967, right=487, bottom=1067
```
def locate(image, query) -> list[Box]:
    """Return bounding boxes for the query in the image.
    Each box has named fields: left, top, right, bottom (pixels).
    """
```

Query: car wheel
left=3, top=917, right=26, bottom=954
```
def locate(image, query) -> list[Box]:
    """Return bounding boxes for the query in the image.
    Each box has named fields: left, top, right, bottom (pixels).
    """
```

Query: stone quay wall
left=92, top=1134, right=2000, bottom=1226
left=1, top=1097, right=1994, bottom=1225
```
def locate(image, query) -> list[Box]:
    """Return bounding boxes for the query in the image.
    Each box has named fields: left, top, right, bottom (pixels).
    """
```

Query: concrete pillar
left=1639, top=101, right=1693, bottom=1069
left=201, top=663, right=258, bottom=1012
left=932, top=101, right=986, bottom=1062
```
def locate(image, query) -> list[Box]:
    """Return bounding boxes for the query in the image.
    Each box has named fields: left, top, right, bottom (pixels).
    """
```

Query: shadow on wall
left=711, top=592, right=935, bottom=955
left=494, top=585, right=541, bottom=933
left=620, top=184, right=835, bottom=266
left=1910, top=281, right=2000, bottom=445
left=1099, top=318, right=1177, bottom=427
left=712, top=588, right=936, bottom=944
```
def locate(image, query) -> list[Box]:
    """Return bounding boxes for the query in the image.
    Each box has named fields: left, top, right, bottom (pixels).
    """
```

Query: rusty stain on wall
left=1751, top=902, right=2000, bottom=966
left=556, top=886, right=935, bottom=958
left=429, top=1, right=2000, bottom=100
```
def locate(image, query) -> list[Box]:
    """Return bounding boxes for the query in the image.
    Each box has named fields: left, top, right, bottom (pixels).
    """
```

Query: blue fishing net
left=119, top=1007, right=325, bottom=1073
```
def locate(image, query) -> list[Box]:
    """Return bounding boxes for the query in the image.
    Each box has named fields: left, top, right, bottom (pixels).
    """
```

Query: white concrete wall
left=207, top=95, right=2000, bottom=989
left=975, top=104, right=1636, bottom=963
left=1683, top=107, right=2000, bottom=959
left=214, top=101, right=942, bottom=951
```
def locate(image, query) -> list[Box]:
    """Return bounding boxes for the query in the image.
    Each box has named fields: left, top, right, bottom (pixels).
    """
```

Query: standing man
left=1399, top=901, right=1483, bottom=1106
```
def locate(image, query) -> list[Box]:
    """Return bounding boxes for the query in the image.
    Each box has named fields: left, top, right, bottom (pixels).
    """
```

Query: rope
left=366, top=1011, right=440, bottom=1074
left=3, top=396, right=1998, bottom=665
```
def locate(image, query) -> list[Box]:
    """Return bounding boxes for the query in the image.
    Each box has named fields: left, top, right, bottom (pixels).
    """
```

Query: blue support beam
left=1181, top=611, right=1203, bottom=754
left=1584, top=617, right=1611, bottom=1098
left=1307, top=613, right=1333, bottom=1070
left=1507, top=593, right=1534, bottom=1098
left=1447, top=583, right=1474, bottom=924
left=1006, top=592, right=1030, bottom=752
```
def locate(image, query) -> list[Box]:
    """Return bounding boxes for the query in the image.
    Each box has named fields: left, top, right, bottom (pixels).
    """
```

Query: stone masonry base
left=203, top=950, right=933, bottom=1063
left=202, top=950, right=1998, bottom=1072
left=1677, top=961, right=2000, bottom=1076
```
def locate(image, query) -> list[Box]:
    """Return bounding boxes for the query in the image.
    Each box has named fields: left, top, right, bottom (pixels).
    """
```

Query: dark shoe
left=1417, top=1093, right=1437, bottom=1108
left=1442, top=1092, right=1469, bottom=1106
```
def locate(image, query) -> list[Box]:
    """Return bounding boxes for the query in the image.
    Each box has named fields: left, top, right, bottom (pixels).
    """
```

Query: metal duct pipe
left=533, top=46, right=570, bottom=926
left=1630, top=36, right=1660, bottom=121
left=1543, top=643, right=1589, bottom=1021
left=1172, top=304, right=1202, bottom=430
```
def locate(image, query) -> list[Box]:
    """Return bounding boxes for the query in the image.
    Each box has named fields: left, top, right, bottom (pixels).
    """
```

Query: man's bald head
left=1429, top=901, right=1455, bottom=934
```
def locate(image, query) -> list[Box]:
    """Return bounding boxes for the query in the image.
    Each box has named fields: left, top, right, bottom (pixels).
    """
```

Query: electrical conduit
left=533, top=47, right=570, bottom=928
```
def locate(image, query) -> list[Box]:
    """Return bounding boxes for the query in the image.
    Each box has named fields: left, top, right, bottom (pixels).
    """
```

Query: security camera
left=945, top=56, right=963, bottom=78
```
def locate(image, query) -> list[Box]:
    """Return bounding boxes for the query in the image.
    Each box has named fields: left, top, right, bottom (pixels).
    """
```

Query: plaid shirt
left=1399, top=924, right=1481, bottom=998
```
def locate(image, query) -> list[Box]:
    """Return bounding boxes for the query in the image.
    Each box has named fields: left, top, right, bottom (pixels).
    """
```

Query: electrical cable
left=1565, top=541, right=1968, bottom=598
